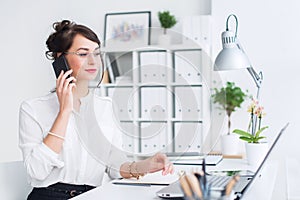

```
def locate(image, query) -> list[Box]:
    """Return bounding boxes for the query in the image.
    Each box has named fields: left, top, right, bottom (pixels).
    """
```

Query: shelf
left=99, top=82, right=203, bottom=88
left=102, top=43, right=202, bottom=53
left=101, top=83, right=134, bottom=88
left=99, top=45, right=209, bottom=154
left=171, top=119, right=203, bottom=123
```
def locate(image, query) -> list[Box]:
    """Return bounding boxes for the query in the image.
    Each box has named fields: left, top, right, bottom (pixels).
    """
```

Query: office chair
left=0, top=161, right=32, bottom=200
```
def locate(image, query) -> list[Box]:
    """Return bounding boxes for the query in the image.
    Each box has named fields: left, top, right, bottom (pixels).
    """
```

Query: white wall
left=212, top=0, right=300, bottom=156
left=212, top=1, right=300, bottom=199
left=0, top=0, right=211, bottom=162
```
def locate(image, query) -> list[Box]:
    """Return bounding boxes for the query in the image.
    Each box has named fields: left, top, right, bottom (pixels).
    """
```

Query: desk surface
left=72, top=159, right=251, bottom=200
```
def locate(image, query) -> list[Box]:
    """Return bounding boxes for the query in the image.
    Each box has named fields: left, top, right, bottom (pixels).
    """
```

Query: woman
left=19, top=20, right=174, bottom=200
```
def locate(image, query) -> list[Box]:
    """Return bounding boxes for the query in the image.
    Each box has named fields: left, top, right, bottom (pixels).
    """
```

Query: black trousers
left=27, top=182, right=96, bottom=200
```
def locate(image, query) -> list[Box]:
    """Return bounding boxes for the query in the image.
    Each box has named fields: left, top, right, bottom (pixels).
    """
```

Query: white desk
left=72, top=159, right=251, bottom=200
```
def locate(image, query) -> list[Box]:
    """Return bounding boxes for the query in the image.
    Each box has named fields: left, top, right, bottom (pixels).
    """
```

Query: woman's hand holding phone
left=56, top=69, right=76, bottom=114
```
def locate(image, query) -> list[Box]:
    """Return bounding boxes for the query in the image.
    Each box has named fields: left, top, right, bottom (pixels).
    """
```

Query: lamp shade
left=214, top=30, right=251, bottom=71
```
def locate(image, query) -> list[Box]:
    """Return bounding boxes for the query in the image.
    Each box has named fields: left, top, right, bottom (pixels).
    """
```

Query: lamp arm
left=235, top=39, right=264, bottom=99
left=247, top=67, right=263, bottom=100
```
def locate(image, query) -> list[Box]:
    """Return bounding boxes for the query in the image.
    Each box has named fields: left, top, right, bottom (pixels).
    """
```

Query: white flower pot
left=245, top=142, right=268, bottom=168
left=221, top=134, right=239, bottom=155
left=158, top=34, right=171, bottom=46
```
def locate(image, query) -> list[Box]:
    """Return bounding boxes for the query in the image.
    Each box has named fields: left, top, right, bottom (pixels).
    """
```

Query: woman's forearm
left=43, top=111, right=71, bottom=153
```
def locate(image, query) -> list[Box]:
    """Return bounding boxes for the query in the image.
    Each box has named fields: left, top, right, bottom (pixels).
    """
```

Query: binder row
left=119, top=121, right=203, bottom=155
left=102, top=48, right=207, bottom=155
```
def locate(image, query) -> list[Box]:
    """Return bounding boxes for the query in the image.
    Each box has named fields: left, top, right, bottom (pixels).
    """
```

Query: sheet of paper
left=112, top=171, right=179, bottom=185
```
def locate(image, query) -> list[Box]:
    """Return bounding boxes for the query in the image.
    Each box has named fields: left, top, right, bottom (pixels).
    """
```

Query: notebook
left=156, top=123, right=289, bottom=199
left=112, top=171, right=178, bottom=186
left=166, top=152, right=223, bottom=166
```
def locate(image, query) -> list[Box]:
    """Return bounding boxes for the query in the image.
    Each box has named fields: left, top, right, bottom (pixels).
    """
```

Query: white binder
left=107, top=87, right=134, bottom=121
left=174, top=122, right=202, bottom=152
left=118, top=122, right=134, bottom=154
left=174, top=50, right=202, bottom=84
left=140, top=87, right=167, bottom=120
left=174, top=86, right=202, bottom=120
left=182, top=15, right=211, bottom=54
left=139, top=51, right=167, bottom=84
left=140, top=122, right=169, bottom=154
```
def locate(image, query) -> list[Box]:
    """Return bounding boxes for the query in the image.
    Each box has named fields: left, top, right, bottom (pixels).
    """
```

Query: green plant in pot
left=158, top=11, right=177, bottom=35
left=212, top=81, right=247, bottom=135
left=233, top=98, right=269, bottom=166
left=212, top=81, right=247, bottom=155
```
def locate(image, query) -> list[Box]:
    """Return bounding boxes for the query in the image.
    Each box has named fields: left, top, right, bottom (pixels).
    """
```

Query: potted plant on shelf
left=233, top=98, right=269, bottom=167
left=157, top=10, right=177, bottom=45
left=212, top=81, right=247, bottom=155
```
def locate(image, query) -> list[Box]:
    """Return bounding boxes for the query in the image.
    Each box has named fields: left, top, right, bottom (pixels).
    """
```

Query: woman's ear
left=57, top=52, right=63, bottom=58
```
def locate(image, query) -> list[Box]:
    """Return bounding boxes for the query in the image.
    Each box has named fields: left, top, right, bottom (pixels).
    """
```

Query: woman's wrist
left=127, top=161, right=147, bottom=179
left=135, top=161, right=147, bottom=178
left=58, top=109, right=72, bottom=119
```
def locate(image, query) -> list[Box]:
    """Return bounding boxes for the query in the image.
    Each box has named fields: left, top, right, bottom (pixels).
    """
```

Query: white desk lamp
left=214, top=14, right=263, bottom=100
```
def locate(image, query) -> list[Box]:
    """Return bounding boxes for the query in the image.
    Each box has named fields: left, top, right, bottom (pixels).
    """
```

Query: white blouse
left=19, top=89, right=127, bottom=188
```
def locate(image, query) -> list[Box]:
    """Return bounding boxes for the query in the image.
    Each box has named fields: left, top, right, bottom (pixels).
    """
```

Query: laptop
left=237, top=123, right=289, bottom=199
left=156, top=123, right=289, bottom=199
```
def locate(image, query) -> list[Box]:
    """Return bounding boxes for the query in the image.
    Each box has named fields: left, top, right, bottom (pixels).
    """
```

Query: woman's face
left=65, top=34, right=102, bottom=82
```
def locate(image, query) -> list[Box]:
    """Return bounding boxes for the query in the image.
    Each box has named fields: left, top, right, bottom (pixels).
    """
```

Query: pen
left=225, top=175, right=240, bottom=196
left=179, top=174, right=193, bottom=199
left=186, top=173, right=203, bottom=199
left=194, top=170, right=206, bottom=198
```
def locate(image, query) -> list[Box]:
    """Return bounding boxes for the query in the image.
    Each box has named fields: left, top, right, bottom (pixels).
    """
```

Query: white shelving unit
left=95, top=44, right=211, bottom=156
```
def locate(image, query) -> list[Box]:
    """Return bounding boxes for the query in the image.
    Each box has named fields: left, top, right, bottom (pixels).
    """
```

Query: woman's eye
left=78, top=53, right=88, bottom=57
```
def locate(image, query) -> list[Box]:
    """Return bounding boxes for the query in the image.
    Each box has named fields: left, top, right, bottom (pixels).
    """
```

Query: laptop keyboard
left=207, top=175, right=231, bottom=188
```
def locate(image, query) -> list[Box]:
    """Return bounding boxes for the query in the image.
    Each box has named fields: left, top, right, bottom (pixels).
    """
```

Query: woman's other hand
left=145, top=152, right=174, bottom=176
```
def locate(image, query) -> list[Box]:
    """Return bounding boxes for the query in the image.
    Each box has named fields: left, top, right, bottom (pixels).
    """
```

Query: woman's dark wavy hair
left=45, top=20, right=100, bottom=60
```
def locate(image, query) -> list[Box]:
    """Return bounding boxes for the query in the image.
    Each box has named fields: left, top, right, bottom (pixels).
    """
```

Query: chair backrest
left=0, top=161, right=32, bottom=200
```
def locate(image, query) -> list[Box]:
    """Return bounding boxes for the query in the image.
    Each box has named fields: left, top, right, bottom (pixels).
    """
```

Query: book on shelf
left=105, top=54, right=120, bottom=83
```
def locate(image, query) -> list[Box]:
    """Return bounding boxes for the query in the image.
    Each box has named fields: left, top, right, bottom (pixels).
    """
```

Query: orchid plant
left=233, top=98, right=268, bottom=143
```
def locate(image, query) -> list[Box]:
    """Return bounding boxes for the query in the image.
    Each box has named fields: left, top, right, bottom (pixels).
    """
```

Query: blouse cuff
left=106, top=165, right=122, bottom=179
left=39, top=143, right=64, bottom=168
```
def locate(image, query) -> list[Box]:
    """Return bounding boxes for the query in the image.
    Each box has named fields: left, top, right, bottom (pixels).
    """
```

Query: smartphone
left=52, top=55, right=70, bottom=78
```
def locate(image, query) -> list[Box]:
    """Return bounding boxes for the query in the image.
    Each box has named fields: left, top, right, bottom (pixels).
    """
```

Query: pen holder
left=181, top=182, right=212, bottom=200
left=181, top=184, right=236, bottom=200
left=179, top=171, right=238, bottom=200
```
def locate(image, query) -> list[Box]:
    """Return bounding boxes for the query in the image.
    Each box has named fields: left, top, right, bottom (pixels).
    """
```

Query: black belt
left=38, top=182, right=96, bottom=197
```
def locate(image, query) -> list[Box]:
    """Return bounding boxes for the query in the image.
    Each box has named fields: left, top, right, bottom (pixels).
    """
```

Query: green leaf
left=233, top=129, right=253, bottom=138
left=239, top=136, right=253, bottom=142
left=255, top=136, right=266, bottom=141
left=158, top=11, right=177, bottom=29
left=254, top=126, right=269, bottom=138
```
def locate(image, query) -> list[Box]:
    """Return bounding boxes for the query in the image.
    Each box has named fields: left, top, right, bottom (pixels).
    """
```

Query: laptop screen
left=240, top=123, right=289, bottom=199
